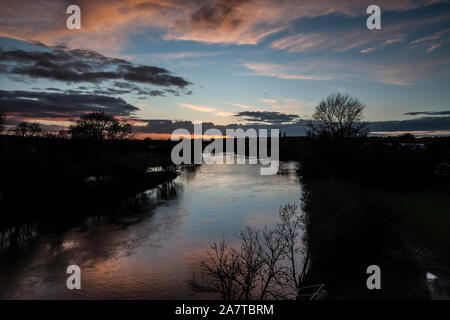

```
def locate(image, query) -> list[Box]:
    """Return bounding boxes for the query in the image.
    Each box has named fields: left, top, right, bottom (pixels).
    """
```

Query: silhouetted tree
left=69, top=111, right=134, bottom=140
left=9, top=122, right=43, bottom=137
left=308, top=93, right=367, bottom=140
left=107, top=120, right=133, bottom=140
left=190, top=205, right=307, bottom=300
left=57, top=129, right=70, bottom=139
left=0, top=113, right=5, bottom=133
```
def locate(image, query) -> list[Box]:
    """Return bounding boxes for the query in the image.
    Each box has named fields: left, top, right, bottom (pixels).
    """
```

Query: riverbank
left=0, top=159, right=301, bottom=299
left=384, top=183, right=450, bottom=299
left=297, top=135, right=450, bottom=300
left=0, top=135, right=179, bottom=230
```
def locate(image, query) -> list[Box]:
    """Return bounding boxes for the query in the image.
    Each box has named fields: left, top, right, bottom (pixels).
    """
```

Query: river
left=0, top=158, right=301, bottom=299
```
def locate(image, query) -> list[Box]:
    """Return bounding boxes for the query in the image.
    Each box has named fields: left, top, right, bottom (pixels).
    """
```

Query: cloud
left=235, top=111, right=300, bottom=124
left=0, top=90, right=139, bottom=121
left=229, top=99, right=312, bottom=115
left=270, top=9, right=448, bottom=54
left=178, top=103, right=233, bottom=117
left=275, top=98, right=311, bottom=108
left=164, top=0, right=286, bottom=45
left=369, top=57, right=450, bottom=85
left=229, top=103, right=254, bottom=110
left=270, top=29, right=405, bottom=54
left=404, top=110, right=450, bottom=116
left=148, top=51, right=227, bottom=61
left=0, top=0, right=445, bottom=50
left=244, top=62, right=335, bottom=81
left=259, top=98, right=277, bottom=104
left=0, top=41, right=191, bottom=93
left=134, top=118, right=309, bottom=136
left=360, top=47, right=375, bottom=54
left=135, top=115, right=450, bottom=137
left=368, top=116, right=450, bottom=132
left=244, top=55, right=450, bottom=86
left=410, top=28, right=450, bottom=53
left=385, top=38, right=404, bottom=45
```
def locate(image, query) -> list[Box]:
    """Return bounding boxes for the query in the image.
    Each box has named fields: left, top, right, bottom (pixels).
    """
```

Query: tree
left=69, top=111, right=134, bottom=140
left=57, top=129, right=70, bottom=139
left=28, top=123, right=43, bottom=137
left=190, top=205, right=307, bottom=300
left=9, top=122, right=43, bottom=137
left=308, top=93, right=367, bottom=140
left=107, top=120, right=133, bottom=140
left=277, top=204, right=306, bottom=293
left=0, top=113, right=4, bottom=133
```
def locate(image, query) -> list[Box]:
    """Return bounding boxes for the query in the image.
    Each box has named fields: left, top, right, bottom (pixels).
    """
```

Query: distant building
left=434, top=163, right=450, bottom=177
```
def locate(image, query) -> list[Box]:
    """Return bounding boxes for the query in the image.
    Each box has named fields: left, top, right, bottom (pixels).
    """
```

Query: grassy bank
left=385, top=183, right=450, bottom=262
left=383, top=183, right=450, bottom=299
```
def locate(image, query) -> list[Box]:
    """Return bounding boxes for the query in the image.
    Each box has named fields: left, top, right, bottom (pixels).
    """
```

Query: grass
left=379, top=182, right=450, bottom=299
left=385, top=182, right=450, bottom=263
left=319, top=182, right=450, bottom=299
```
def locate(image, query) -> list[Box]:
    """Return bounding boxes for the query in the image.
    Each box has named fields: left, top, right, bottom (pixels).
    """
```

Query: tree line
left=1, top=111, right=134, bottom=140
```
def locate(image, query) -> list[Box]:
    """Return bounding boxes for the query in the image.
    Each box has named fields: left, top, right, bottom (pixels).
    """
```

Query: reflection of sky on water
left=0, top=159, right=301, bottom=299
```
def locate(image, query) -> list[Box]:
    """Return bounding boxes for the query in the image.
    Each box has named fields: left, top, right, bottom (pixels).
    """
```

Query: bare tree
left=190, top=239, right=241, bottom=300
left=28, top=123, right=43, bottom=137
left=233, top=226, right=265, bottom=300
left=190, top=204, right=307, bottom=300
left=9, top=122, right=43, bottom=137
left=69, top=111, right=134, bottom=140
left=277, top=204, right=306, bottom=293
left=57, top=129, right=70, bottom=139
left=258, top=226, right=287, bottom=299
left=308, top=93, right=367, bottom=139
left=107, top=120, right=134, bottom=140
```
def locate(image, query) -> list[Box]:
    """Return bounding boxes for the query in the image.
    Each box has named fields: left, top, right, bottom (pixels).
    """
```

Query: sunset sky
left=0, top=0, right=449, bottom=136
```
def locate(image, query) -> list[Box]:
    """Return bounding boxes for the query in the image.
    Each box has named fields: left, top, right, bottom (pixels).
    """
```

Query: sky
left=0, top=0, right=450, bottom=137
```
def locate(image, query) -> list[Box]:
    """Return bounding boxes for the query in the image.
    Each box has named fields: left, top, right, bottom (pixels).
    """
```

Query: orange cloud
left=1, top=0, right=445, bottom=54
left=178, top=103, right=233, bottom=117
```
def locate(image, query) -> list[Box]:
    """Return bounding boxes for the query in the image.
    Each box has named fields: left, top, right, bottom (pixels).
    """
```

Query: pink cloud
left=178, top=103, right=233, bottom=117
left=0, top=0, right=446, bottom=53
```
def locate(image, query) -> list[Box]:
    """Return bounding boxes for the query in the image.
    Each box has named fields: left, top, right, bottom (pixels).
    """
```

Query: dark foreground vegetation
left=0, top=112, right=179, bottom=232
left=191, top=93, right=449, bottom=300
left=295, top=94, right=450, bottom=299
left=1, top=95, right=449, bottom=299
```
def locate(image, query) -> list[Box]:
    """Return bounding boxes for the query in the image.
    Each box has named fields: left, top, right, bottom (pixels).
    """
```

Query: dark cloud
left=0, top=90, right=138, bottom=120
left=134, top=116, right=450, bottom=137
left=235, top=111, right=300, bottom=124
left=0, top=43, right=191, bottom=91
left=134, top=119, right=309, bottom=136
left=404, top=110, right=450, bottom=116
left=136, top=89, right=166, bottom=97
left=113, top=81, right=137, bottom=89
left=368, top=116, right=450, bottom=132
left=191, top=0, right=245, bottom=29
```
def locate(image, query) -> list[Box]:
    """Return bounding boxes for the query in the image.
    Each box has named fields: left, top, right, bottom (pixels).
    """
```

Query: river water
left=0, top=158, right=301, bottom=299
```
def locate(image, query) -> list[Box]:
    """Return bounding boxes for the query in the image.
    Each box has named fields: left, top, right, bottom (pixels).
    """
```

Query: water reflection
left=0, top=159, right=300, bottom=299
